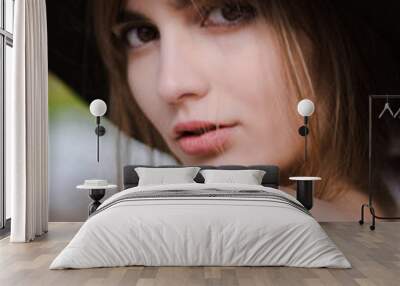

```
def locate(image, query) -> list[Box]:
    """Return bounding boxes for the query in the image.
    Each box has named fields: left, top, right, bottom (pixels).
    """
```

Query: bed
left=50, top=165, right=350, bottom=269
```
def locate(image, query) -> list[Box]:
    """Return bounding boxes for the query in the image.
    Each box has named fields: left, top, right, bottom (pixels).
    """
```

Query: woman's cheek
left=127, top=57, right=165, bottom=125
left=228, top=37, right=302, bottom=166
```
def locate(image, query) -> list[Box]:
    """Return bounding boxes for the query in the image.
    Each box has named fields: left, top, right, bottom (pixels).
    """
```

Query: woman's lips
left=173, top=121, right=237, bottom=156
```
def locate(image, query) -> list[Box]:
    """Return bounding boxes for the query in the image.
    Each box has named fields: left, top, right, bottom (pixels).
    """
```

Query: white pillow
left=135, top=167, right=201, bottom=186
left=200, top=169, right=266, bottom=185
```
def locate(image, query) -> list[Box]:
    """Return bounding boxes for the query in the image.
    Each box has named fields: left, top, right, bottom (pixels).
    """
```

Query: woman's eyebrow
left=118, top=0, right=222, bottom=23
left=169, top=0, right=227, bottom=10
left=117, top=10, right=152, bottom=24
left=168, top=0, right=192, bottom=10
left=118, top=1, right=193, bottom=23
left=170, top=0, right=226, bottom=9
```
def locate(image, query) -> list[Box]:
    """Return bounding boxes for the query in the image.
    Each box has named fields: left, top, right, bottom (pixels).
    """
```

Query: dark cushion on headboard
left=123, top=165, right=280, bottom=189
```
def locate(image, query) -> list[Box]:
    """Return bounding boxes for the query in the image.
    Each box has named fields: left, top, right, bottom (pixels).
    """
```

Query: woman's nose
left=157, top=32, right=210, bottom=105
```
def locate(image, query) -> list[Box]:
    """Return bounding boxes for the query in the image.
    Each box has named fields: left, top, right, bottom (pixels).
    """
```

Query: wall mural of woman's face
left=124, top=0, right=303, bottom=168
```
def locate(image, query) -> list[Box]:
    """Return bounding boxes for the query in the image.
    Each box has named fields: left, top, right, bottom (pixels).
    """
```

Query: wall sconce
left=89, top=99, right=107, bottom=162
left=297, top=99, right=315, bottom=163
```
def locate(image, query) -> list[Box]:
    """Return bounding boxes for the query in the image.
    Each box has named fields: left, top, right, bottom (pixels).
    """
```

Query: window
left=1, top=0, right=14, bottom=232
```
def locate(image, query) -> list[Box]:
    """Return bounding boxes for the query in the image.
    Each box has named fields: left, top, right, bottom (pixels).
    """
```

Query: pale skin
left=120, top=0, right=370, bottom=220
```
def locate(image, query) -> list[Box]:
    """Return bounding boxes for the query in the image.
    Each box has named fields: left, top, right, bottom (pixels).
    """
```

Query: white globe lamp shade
left=90, top=99, right=107, bottom=117
left=297, top=99, right=315, bottom=117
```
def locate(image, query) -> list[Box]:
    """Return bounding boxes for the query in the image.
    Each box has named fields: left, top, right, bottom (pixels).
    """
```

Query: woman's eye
left=124, top=25, right=159, bottom=49
left=202, top=4, right=256, bottom=27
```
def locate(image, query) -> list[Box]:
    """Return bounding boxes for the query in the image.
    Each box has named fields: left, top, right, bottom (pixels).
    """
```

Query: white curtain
left=8, top=0, right=48, bottom=242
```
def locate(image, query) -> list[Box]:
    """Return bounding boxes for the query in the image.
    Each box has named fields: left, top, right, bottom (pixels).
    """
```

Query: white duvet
left=50, top=183, right=351, bottom=269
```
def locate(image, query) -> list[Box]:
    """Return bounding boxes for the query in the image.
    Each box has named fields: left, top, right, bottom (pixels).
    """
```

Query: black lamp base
left=296, top=181, right=314, bottom=210
left=95, top=125, right=106, bottom=136
left=88, top=189, right=105, bottom=215
left=298, top=126, right=309, bottom=136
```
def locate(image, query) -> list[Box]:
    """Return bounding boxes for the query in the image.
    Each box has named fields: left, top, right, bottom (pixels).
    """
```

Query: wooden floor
left=0, top=222, right=399, bottom=286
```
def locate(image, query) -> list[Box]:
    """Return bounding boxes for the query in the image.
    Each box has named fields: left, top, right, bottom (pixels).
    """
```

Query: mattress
left=50, top=183, right=351, bottom=269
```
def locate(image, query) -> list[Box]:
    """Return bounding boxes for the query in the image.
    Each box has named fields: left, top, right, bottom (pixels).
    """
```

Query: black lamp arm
left=297, top=116, right=310, bottom=163
left=94, top=116, right=106, bottom=162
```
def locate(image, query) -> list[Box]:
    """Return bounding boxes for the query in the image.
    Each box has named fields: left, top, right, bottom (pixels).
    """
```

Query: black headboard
left=123, top=165, right=280, bottom=189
